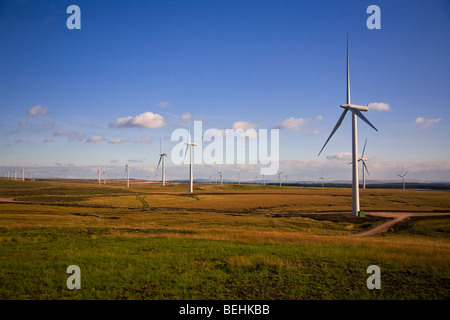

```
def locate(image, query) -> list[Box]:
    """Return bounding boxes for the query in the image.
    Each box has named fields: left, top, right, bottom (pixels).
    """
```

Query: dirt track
left=353, top=212, right=450, bottom=236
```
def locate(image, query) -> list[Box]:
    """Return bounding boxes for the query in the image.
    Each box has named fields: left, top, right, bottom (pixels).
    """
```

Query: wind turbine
left=318, top=34, right=378, bottom=216
left=218, top=168, right=223, bottom=185
left=184, top=125, right=197, bottom=193
left=397, top=171, right=408, bottom=190
left=319, top=175, right=325, bottom=188
left=278, top=171, right=283, bottom=186
left=256, top=174, right=259, bottom=185
left=125, top=163, right=130, bottom=188
left=97, top=169, right=101, bottom=185
left=359, top=138, right=369, bottom=189
left=21, top=169, right=24, bottom=181
left=262, top=174, right=265, bottom=186
left=157, top=137, right=168, bottom=186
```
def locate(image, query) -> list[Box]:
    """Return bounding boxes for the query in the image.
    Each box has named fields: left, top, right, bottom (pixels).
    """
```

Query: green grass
left=1, top=227, right=449, bottom=300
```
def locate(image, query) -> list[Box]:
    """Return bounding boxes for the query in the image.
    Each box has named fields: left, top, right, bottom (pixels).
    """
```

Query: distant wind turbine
left=157, top=137, right=168, bottom=186
left=218, top=168, right=224, bottom=185
left=278, top=171, right=283, bottom=186
left=397, top=171, right=408, bottom=190
left=97, top=169, right=101, bottom=185
left=359, top=138, right=370, bottom=189
left=349, top=138, right=370, bottom=189
left=318, top=34, right=378, bottom=216
left=125, top=163, right=130, bottom=188
left=184, top=124, right=197, bottom=193
left=21, top=169, right=24, bottom=181
left=319, top=175, right=325, bottom=188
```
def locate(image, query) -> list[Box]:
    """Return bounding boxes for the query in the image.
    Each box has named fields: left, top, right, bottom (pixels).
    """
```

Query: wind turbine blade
left=183, top=144, right=189, bottom=162
left=404, top=171, right=408, bottom=177
left=347, top=32, right=350, bottom=105
left=363, top=161, right=370, bottom=176
left=156, top=156, right=162, bottom=172
left=361, top=138, right=367, bottom=158
left=396, top=174, right=403, bottom=178
left=350, top=108, right=378, bottom=132
left=318, top=109, right=348, bottom=156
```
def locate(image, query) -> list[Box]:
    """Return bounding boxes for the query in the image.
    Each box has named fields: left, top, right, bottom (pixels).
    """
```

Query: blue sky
left=1, top=0, right=449, bottom=182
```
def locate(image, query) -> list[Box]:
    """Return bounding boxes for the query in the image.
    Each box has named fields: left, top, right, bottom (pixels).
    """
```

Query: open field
left=0, top=179, right=449, bottom=299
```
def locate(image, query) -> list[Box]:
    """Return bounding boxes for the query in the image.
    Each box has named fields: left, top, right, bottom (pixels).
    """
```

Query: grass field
left=0, top=179, right=449, bottom=299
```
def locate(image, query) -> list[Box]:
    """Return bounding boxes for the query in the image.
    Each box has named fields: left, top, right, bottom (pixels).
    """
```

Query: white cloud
left=19, top=119, right=28, bottom=126
left=108, top=138, right=128, bottom=144
left=326, top=152, right=352, bottom=161
left=232, top=121, right=258, bottom=131
left=128, top=159, right=144, bottom=163
left=87, top=135, right=105, bottom=143
left=44, top=137, right=54, bottom=143
left=135, top=135, right=152, bottom=144
left=368, top=102, right=390, bottom=111
left=414, top=117, right=442, bottom=129
left=110, top=112, right=165, bottom=129
left=27, top=105, right=49, bottom=116
left=181, top=112, right=191, bottom=120
left=158, top=102, right=171, bottom=108
left=276, top=117, right=314, bottom=132
left=54, top=130, right=75, bottom=136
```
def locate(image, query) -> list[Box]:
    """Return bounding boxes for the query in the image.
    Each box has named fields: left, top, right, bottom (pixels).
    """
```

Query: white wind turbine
left=318, top=34, right=378, bottom=216
left=218, top=168, right=224, bottom=185
left=21, top=169, right=25, bottom=181
left=157, top=138, right=168, bottom=186
left=358, top=138, right=369, bottom=189
left=97, top=169, right=101, bottom=185
left=183, top=125, right=197, bottom=193
left=319, top=175, right=325, bottom=188
left=397, top=171, right=408, bottom=190
left=125, top=163, right=130, bottom=188
left=278, top=171, right=283, bottom=186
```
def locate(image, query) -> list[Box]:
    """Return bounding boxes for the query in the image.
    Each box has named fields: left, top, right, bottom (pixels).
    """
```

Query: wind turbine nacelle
left=340, top=104, right=369, bottom=112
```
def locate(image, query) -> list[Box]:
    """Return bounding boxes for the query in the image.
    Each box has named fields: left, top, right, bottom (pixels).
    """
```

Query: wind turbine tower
left=218, top=168, right=223, bottom=185
left=21, top=169, right=25, bottom=181
left=184, top=127, right=197, bottom=193
left=157, top=138, right=168, bottom=186
left=125, top=163, right=130, bottom=188
left=318, top=34, right=378, bottom=216
left=319, top=176, right=325, bottom=188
